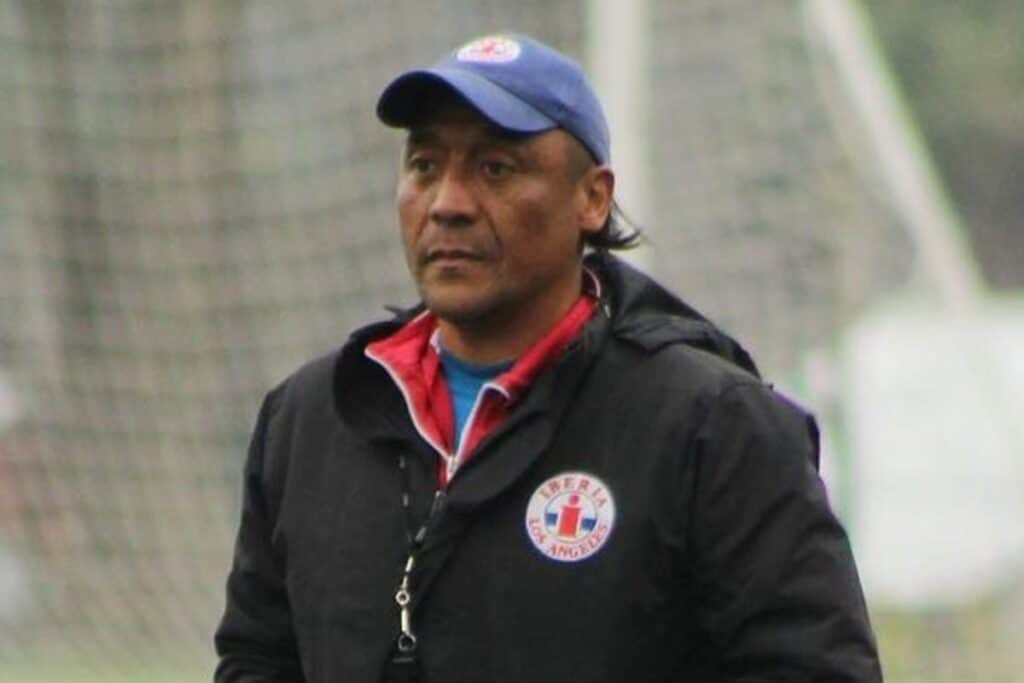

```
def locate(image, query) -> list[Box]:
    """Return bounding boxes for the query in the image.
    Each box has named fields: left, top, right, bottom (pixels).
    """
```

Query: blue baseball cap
left=377, top=34, right=610, bottom=164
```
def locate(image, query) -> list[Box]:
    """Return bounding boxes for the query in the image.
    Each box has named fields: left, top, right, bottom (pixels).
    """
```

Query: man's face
left=397, top=99, right=604, bottom=333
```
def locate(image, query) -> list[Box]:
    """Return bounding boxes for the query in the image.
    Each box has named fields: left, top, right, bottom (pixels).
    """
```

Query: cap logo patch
left=525, top=471, right=616, bottom=563
left=457, top=36, right=521, bottom=64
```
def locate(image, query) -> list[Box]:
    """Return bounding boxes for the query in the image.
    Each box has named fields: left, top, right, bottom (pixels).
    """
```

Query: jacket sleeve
left=214, top=388, right=305, bottom=682
left=688, top=382, right=882, bottom=682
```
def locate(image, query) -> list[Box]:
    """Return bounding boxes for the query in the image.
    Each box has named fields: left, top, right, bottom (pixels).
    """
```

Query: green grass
left=1, top=669, right=207, bottom=683
left=1, top=666, right=210, bottom=683
left=872, top=600, right=1024, bottom=683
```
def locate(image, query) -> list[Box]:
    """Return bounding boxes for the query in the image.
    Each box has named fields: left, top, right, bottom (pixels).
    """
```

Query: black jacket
left=215, top=252, right=881, bottom=682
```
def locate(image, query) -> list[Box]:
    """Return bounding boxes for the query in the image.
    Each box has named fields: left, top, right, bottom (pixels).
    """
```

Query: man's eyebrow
left=405, top=128, right=441, bottom=148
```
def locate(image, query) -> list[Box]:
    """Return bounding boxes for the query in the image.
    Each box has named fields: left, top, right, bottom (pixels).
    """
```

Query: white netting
left=0, top=1, right=1018, bottom=680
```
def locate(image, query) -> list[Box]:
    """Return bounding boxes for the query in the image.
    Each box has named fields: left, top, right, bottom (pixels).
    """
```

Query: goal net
left=0, top=0, right=1018, bottom=680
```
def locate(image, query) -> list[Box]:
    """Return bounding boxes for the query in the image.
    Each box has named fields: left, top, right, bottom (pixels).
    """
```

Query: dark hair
left=584, top=199, right=644, bottom=251
left=563, top=135, right=643, bottom=252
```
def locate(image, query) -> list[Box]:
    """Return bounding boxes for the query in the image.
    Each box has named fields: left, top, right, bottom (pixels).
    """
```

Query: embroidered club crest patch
left=456, top=36, right=521, bottom=64
left=525, top=471, right=616, bottom=563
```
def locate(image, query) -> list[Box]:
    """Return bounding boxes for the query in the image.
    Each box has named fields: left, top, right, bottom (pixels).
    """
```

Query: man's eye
left=481, top=160, right=513, bottom=178
left=408, top=157, right=436, bottom=174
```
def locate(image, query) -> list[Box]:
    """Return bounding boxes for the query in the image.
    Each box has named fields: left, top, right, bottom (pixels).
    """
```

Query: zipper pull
left=394, top=554, right=417, bottom=654
left=388, top=552, right=420, bottom=680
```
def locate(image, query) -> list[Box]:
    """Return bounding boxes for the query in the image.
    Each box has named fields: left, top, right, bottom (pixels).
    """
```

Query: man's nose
left=429, top=167, right=477, bottom=228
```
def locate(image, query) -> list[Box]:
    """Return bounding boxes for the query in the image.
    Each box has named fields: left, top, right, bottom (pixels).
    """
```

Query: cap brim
left=377, top=67, right=556, bottom=133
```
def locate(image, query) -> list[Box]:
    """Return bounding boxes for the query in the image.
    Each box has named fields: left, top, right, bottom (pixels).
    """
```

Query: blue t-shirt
left=438, top=348, right=513, bottom=451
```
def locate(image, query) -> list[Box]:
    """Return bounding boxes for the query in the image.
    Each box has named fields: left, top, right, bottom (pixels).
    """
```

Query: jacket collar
left=584, top=251, right=760, bottom=378
left=330, top=278, right=607, bottom=503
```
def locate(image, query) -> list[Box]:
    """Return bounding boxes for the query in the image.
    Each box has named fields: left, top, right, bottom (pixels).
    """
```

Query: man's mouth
left=423, top=248, right=483, bottom=265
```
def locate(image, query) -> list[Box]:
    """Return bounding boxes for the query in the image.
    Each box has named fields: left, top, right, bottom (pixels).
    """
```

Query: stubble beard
left=420, top=280, right=509, bottom=329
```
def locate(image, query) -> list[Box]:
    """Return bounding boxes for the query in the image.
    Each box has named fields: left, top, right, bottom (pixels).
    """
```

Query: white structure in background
left=806, top=0, right=1024, bottom=607
left=844, top=299, right=1024, bottom=606
left=0, top=369, right=31, bottom=624
left=585, top=0, right=653, bottom=273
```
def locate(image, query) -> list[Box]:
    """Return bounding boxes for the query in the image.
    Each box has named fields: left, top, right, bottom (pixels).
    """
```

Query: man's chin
left=421, top=291, right=499, bottom=327
left=425, top=302, right=492, bottom=326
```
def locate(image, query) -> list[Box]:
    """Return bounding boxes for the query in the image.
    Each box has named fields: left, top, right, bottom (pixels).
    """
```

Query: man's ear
left=578, top=165, right=614, bottom=236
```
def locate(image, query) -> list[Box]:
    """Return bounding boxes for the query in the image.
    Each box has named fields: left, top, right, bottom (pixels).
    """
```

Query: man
left=215, top=34, right=882, bottom=682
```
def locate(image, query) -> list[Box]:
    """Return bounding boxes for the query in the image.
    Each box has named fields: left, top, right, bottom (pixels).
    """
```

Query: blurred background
left=1, top=0, right=1021, bottom=680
